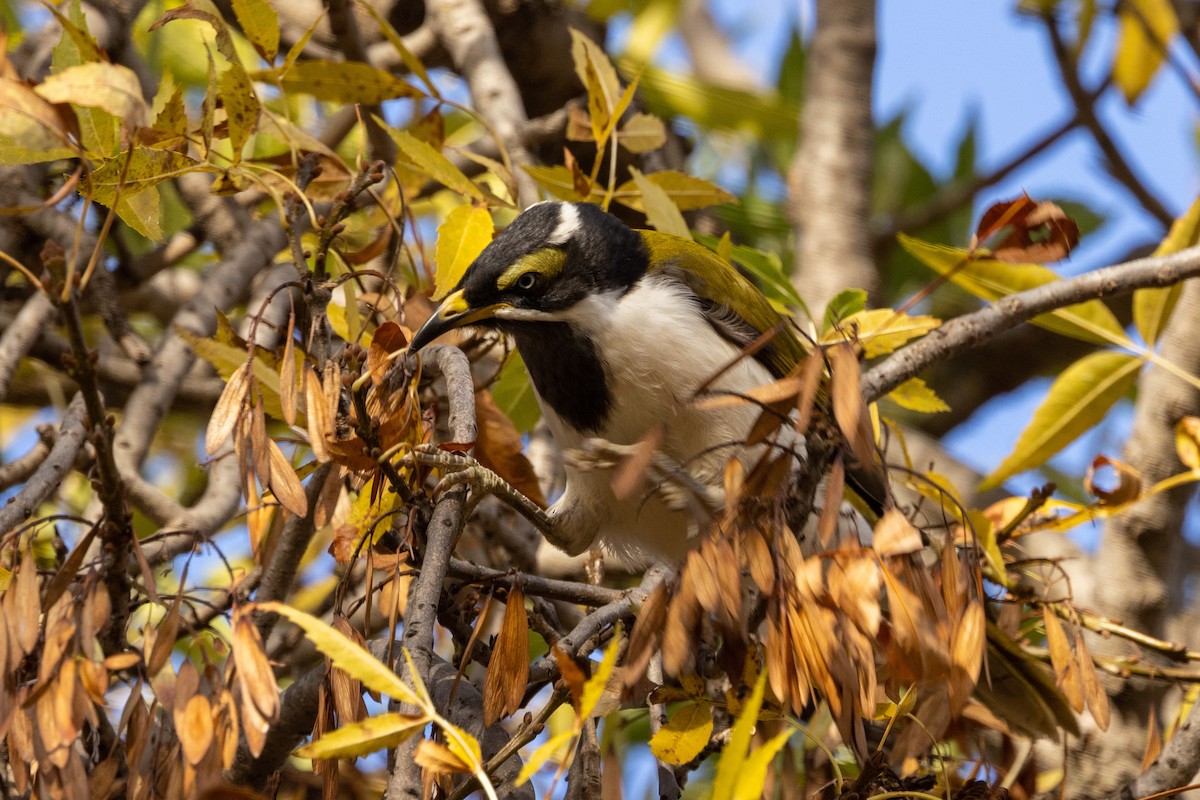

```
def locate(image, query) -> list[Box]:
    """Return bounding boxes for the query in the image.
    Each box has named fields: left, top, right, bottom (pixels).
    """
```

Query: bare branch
left=862, top=245, right=1200, bottom=403
left=1044, top=12, right=1174, bottom=227
left=0, top=293, right=56, bottom=401
left=0, top=394, right=87, bottom=536
left=425, top=0, right=540, bottom=207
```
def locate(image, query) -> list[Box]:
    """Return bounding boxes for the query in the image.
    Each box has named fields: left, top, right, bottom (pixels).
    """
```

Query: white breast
left=534, top=277, right=791, bottom=562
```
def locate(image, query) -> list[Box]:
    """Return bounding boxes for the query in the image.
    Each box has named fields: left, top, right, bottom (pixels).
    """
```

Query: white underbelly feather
left=530, top=277, right=795, bottom=561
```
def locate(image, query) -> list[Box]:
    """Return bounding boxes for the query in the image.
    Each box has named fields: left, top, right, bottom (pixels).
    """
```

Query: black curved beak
left=409, top=289, right=506, bottom=352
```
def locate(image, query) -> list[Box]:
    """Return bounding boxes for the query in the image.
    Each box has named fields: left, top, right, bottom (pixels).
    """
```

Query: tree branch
left=862, top=245, right=1200, bottom=403
left=788, top=0, right=878, bottom=315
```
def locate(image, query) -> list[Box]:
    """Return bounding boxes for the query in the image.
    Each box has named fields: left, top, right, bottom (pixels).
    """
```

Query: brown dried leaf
left=993, top=199, right=1080, bottom=264
left=266, top=437, right=308, bottom=516
left=13, top=547, right=39, bottom=656
left=180, top=694, right=214, bottom=766
left=239, top=680, right=270, bottom=758
left=743, top=528, right=775, bottom=594
left=414, top=739, right=470, bottom=774
left=475, top=390, right=547, bottom=508
left=232, top=611, right=279, bottom=723
left=663, top=576, right=699, bottom=677
left=828, top=342, right=877, bottom=474
left=610, top=424, right=664, bottom=501
left=1043, top=607, right=1073, bottom=692
left=103, top=652, right=141, bottom=671
left=817, top=455, right=845, bottom=546
left=553, top=646, right=587, bottom=712
left=147, top=593, right=183, bottom=677
left=828, top=552, right=881, bottom=636
left=1141, top=705, right=1162, bottom=772
left=1084, top=455, right=1142, bottom=506
left=873, top=508, right=923, bottom=557
left=972, top=194, right=1037, bottom=250
left=950, top=599, right=986, bottom=711
left=280, top=315, right=297, bottom=426
left=305, top=363, right=331, bottom=462
left=207, top=362, right=250, bottom=456
left=624, top=583, right=668, bottom=690
left=1076, top=630, right=1110, bottom=731
left=484, top=586, right=530, bottom=726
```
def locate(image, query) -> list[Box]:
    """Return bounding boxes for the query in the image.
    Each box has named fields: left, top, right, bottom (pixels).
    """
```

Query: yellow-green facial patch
left=495, top=247, right=567, bottom=291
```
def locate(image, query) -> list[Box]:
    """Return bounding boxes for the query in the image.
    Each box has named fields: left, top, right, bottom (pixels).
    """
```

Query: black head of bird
left=410, top=201, right=876, bottom=560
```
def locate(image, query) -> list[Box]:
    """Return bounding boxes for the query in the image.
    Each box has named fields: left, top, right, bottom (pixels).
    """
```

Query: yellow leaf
left=734, top=729, right=794, bottom=800
left=629, top=166, right=689, bottom=238
left=522, top=164, right=603, bottom=203
left=384, top=123, right=485, bottom=202
left=1113, top=0, right=1179, bottom=104
left=899, top=234, right=1129, bottom=347
left=231, top=0, right=279, bottom=61
left=981, top=351, right=1143, bottom=490
left=296, top=712, right=428, bottom=759
left=88, top=148, right=201, bottom=207
left=357, top=2, right=438, bottom=98
left=435, top=205, right=494, bottom=299
left=263, top=60, right=423, bottom=104
left=886, top=377, right=949, bottom=413
left=0, top=79, right=78, bottom=165
left=220, top=62, right=259, bottom=162
left=256, top=601, right=421, bottom=706
left=819, top=308, right=940, bottom=358
left=569, top=28, right=622, bottom=145
left=516, top=730, right=574, bottom=785
left=1134, top=196, right=1200, bottom=345
left=648, top=701, right=713, bottom=765
left=615, top=170, right=735, bottom=212
left=711, top=671, right=768, bottom=800
left=1175, top=417, right=1200, bottom=470
left=442, top=721, right=484, bottom=772
left=619, top=112, right=667, bottom=153
left=579, top=631, right=622, bottom=720
left=35, top=62, right=147, bottom=128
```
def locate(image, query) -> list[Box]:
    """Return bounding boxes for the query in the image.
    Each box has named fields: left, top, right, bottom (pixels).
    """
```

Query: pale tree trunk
left=1070, top=281, right=1200, bottom=794
left=787, top=0, right=879, bottom=319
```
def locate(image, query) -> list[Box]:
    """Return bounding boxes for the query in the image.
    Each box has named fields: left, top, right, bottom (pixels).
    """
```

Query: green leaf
left=150, top=0, right=241, bottom=65
left=823, top=288, right=868, bottom=332
left=491, top=352, right=541, bottom=434
left=711, top=671, right=768, bottom=800
left=263, top=60, right=423, bottom=104
left=898, top=234, right=1129, bottom=346
left=48, top=0, right=104, bottom=71
left=383, top=123, right=485, bottom=202
left=614, top=170, right=735, bottom=212
left=981, top=351, right=1144, bottom=490
left=649, top=701, right=713, bottom=765
left=231, top=0, right=279, bottom=62
left=1113, top=0, right=1178, bottom=104
left=296, top=712, right=429, bottom=759
left=1134, top=195, right=1200, bottom=345
left=257, top=601, right=422, bottom=706
left=886, top=377, right=950, bottom=414
left=627, top=62, right=799, bottom=143
left=629, top=167, right=689, bottom=238
left=435, top=205, right=494, bottom=299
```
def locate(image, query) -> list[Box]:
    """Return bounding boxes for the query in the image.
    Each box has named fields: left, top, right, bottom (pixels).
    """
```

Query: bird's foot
left=406, top=444, right=552, bottom=534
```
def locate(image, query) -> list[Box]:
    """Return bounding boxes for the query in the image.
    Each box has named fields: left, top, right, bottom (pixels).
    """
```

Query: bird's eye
left=515, top=272, right=540, bottom=291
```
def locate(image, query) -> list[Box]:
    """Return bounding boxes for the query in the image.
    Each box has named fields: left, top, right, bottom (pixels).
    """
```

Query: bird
left=408, top=200, right=884, bottom=561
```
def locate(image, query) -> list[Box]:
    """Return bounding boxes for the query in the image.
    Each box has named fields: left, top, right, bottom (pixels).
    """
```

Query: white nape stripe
left=546, top=202, right=580, bottom=246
